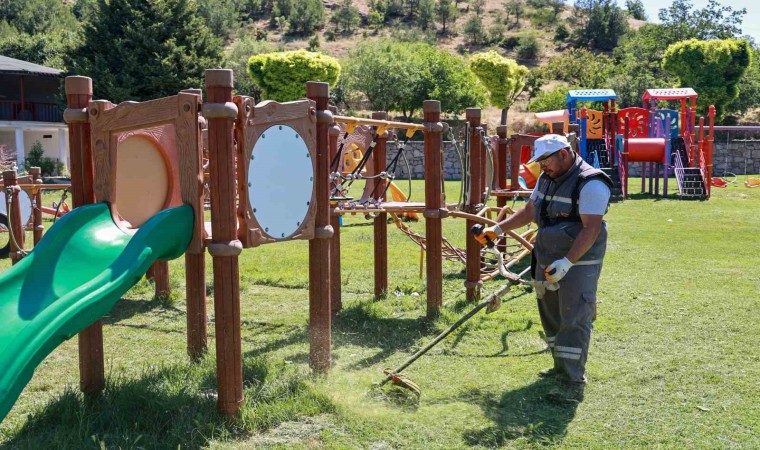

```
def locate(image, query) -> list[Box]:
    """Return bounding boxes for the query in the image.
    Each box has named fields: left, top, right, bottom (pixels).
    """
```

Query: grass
left=1, top=178, right=759, bottom=449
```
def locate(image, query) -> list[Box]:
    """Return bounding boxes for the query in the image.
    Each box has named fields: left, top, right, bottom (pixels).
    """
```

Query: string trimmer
left=375, top=228, right=555, bottom=398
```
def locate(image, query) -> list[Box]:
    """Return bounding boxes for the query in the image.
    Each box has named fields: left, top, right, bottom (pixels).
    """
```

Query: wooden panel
left=238, top=99, right=317, bottom=247
left=89, top=94, right=203, bottom=251
left=586, top=109, right=603, bottom=139
left=91, top=96, right=182, bottom=133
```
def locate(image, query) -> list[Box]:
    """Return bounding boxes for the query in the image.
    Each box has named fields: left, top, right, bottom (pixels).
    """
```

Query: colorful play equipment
left=615, top=88, right=715, bottom=199
left=494, top=87, right=717, bottom=201
left=0, top=70, right=537, bottom=423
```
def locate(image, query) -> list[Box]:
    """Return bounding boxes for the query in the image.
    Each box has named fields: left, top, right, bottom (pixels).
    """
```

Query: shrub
left=248, top=50, right=341, bottom=101
left=23, top=141, right=62, bottom=176
left=527, top=84, right=570, bottom=112
left=554, top=24, right=569, bottom=41
left=516, top=34, right=540, bottom=60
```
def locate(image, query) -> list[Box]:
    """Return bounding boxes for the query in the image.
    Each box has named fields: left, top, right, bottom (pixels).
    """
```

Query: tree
left=0, top=29, right=76, bottom=69
left=248, top=50, right=340, bottom=101
left=344, top=40, right=486, bottom=118
left=224, top=34, right=274, bottom=100
left=66, top=0, right=223, bottom=103
left=538, top=48, right=613, bottom=88
left=436, top=0, right=458, bottom=34
left=726, top=45, right=760, bottom=118
left=504, top=0, right=524, bottom=28
left=658, top=0, right=746, bottom=41
left=527, top=84, right=571, bottom=112
left=418, top=0, right=436, bottom=30
left=331, top=0, right=360, bottom=33
left=469, top=50, right=530, bottom=125
left=470, top=0, right=486, bottom=16
left=546, top=0, right=565, bottom=20
left=463, top=14, right=485, bottom=44
left=625, top=0, right=646, bottom=20
left=197, top=0, right=240, bottom=39
left=610, top=24, right=677, bottom=106
left=663, top=38, right=752, bottom=119
left=0, top=0, right=79, bottom=35
left=289, top=0, right=324, bottom=35
left=573, top=0, right=628, bottom=51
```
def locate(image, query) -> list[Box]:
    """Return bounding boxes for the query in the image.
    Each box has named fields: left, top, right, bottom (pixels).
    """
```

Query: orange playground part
left=626, top=138, right=667, bottom=163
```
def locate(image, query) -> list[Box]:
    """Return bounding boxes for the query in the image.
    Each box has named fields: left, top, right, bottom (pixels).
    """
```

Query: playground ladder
left=673, top=150, right=706, bottom=200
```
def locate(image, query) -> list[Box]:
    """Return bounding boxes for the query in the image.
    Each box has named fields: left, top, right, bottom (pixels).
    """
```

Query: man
left=472, top=134, right=612, bottom=388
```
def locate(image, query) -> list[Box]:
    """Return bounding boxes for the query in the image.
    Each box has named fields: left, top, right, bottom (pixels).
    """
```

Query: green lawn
left=1, top=179, right=758, bottom=449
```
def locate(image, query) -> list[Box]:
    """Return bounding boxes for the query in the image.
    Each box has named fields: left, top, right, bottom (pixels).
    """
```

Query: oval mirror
left=0, top=189, right=33, bottom=226
left=116, top=135, right=170, bottom=227
left=248, top=125, right=314, bottom=240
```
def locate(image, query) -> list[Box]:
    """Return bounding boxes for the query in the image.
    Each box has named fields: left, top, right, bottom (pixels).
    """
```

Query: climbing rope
left=4, top=187, right=29, bottom=258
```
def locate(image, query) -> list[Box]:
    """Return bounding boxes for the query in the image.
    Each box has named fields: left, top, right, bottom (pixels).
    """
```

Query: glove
left=545, top=257, right=573, bottom=284
left=470, top=223, right=502, bottom=248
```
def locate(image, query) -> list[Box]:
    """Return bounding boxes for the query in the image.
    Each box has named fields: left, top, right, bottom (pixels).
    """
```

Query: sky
left=638, top=0, right=760, bottom=42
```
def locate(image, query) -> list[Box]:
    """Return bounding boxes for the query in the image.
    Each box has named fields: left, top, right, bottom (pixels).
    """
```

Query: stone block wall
left=388, top=137, right=760, bottom=181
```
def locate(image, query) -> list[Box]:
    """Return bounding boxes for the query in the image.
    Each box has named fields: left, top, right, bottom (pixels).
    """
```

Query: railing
left=673, top=150, right=686, bottom=196
left=0, top=100, right=63, bottom=122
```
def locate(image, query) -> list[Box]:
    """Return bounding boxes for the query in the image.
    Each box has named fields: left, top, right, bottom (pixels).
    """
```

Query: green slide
left=0, top=202, right=193, bottom=422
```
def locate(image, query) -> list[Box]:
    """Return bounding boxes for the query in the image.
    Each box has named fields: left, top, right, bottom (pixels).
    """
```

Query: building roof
left=642, top=88, right=698, bottom=101
left=0, top=55, right=63, bottom=76
left=567, top=89, right=617, bottom=102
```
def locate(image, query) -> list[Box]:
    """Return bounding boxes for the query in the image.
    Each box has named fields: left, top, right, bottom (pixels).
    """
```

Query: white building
left=0, top=55, right=68, bottom=174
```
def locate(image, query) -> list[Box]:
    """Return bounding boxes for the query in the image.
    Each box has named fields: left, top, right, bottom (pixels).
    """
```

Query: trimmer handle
left=470, top=223, right=495, bottom=248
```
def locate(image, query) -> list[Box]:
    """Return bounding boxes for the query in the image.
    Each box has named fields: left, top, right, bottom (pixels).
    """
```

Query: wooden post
left=205, top=69, right=243, bottom=416
left=480, top=124, right=488, bottom=196
left=423, top=100, right=443, bottom=318
left=185, top=252, right=206, bottom=359
left=64, top=76, right=104, bottom=397
left=30, top=166, right=43, bottom=244
left=496, top=125, right=508, bottom=208
left=509, top=138, right=521, bottom=191
left=706, top=105, right=715, bottom=198
left=307, top=81, right=333, bottom=372
left=465, top=109, right=483, bottom=302
left=151, top=260, right=170, bottom=299
left=179, top=88, right=207, bottom=360
left=372, top=111, right=389, bottom=299
left=328, top=105, right=342, bottom=312
left=3, top=170, right=24, bottom=265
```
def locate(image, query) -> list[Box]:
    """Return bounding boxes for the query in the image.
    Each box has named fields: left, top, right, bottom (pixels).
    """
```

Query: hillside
left=233, top=0, right=598, bottom=129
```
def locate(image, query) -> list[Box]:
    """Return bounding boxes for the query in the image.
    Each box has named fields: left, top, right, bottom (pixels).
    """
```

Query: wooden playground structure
left=0, top=69, right=538, bottom=420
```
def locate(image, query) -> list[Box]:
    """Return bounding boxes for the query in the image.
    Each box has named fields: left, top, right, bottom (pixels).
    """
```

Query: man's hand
left=545, top=257, right=573, bottom=283
left=470, top=223, right=502, bottom=248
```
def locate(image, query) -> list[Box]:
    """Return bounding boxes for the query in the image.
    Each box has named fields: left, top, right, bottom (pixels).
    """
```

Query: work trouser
left=535, top=263, right=601, bottom=383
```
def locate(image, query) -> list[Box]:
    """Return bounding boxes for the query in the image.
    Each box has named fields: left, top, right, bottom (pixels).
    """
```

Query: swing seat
left=745, top=178, right=760, bottom=188
left=711, top=178, right=728, bottom=188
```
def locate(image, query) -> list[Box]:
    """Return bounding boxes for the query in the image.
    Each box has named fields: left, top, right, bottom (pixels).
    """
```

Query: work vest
left=532, top=154, right=613, bottom=266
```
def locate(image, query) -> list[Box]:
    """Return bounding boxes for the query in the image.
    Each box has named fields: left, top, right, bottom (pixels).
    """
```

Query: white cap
left=528, top=134, right=571, bottom=164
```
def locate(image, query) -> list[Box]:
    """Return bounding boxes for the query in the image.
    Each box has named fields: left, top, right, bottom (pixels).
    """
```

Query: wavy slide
left=0, top=203, right=193, bottom=422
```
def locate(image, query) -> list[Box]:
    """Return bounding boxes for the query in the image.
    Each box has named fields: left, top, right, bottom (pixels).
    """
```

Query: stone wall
left=386, top=140, right=463, bottom=180
left=712, top=136, right=760, bottom=176
left=388, top=137, right=760, bottom=181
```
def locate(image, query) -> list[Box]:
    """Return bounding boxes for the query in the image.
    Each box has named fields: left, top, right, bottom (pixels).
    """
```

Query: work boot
left=538, top=367, right=567, bottom=379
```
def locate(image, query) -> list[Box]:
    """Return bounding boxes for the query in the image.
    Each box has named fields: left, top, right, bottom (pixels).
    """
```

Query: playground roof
left=566, top=89, right=617, bottom=102
left=642, top=88, right=698, bottom=101
left=0, top=55, right=62, bottom=76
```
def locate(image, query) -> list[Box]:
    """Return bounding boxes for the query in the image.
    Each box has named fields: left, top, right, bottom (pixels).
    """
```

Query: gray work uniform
left=532, top=154, right=612, bottom=382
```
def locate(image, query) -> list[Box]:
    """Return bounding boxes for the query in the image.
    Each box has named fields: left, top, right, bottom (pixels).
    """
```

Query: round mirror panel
left=0, top=189, right=33, bottom=226
left=116, top=135, right=170, bottom=228
left=248, top=125, right=314, bottom=239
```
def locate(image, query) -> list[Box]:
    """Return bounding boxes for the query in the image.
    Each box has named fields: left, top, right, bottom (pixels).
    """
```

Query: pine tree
left=436, top=0, right=458, bottom=34
left=66, top=0, right=223, bottom=103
